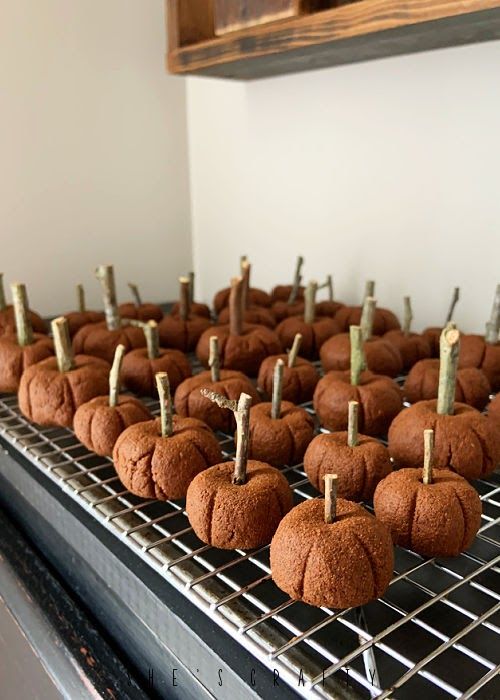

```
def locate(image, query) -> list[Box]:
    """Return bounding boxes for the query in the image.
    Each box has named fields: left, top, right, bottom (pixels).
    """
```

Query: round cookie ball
left=320, top=333, right=404, bottom=378
left=458, top=334, right=500, bottom=391
left=0, top=334, right=54, bottom=393
left=270, top=498, right=394, bottom=609
left=383, top=330, right=432, bottom=371
left=64, top=311, right=104, bottom=338
left=257, top=353, right=319, bottom=404
left=170, top=300, right=211, bottom=319
left=374, top=468, right=482, bottom=557
left=18, top=355, right=110, bottom=428
left=174, top=370, right=261, bottom=433
left=74, top=395, right=152, bottom=457
left=0, top=306, right=46, bottom=337
left=314, top=370, right=403, bottom=437
left=388, top=400, right=500, bottom=479
left=247, top=402, right=315, bottom=467
left=186, top=460, right=293, bottom=549
left=72, top=321, right=146, bottom=364
left=196, top=323, right=282, bottom=377
left=304, top=432, right=392, bottom=501
left=218, top=305, right=276, bottom=329
left=403, top=359, right=491, bottom=410
left=118, top=302, right=163, bottom=323
left=113, top=416, right=222, bottom=500
left=213, top=287, right=272, bottom=314
left=276, top=316, right=340, bottom=360
left=335, top=306, right=400, bottom=335
left=121, top=347, right=191, bottom=397
left=158, top=314, right=212, bottom=353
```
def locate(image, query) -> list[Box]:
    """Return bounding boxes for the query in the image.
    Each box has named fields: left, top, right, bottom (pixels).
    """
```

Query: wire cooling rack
left=0, top=364, right=499, bottom=700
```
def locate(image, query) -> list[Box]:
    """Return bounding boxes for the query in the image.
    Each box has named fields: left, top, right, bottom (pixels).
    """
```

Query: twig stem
left=233, top=393, right=252, bottom=484
left=128, top=283, right=142, bottom=307
left=271, top=359, right=284, bottom=419
left=52, top=317, right=74, bottom=373
left=423, top=429, right=434, bottom=485
left=188, top=272, right=195, bottom=304
left=288, top=256, right=304, bottom=304
left=347, top=401, right=359, bottom=448
left=364, top=280, right=375, bottom=300
left=145, top=321, right=159, bottom=359
left=288, top=333, right=302, bottom=367
left=209, top=335, right=220, bottom=382
left=95, top=265, right=120, bottom=331
left=0, top=274, right=5, bottom=311
left=324, top=474, right=338, bottom=524
left=360, top=296, right=376, bottom=341
left=179, top=276, right=190, bottom=321
left=241, top=261, right=250, bottom=311
left=109, top=344, right=125, bottom=407
left=200, top=389, right=237, bottom=410
left=485, top=283, right=500, bottom=344
left=445, top=287, right=460, bottom=324
left=437, top=323, right=460, bottom=416
left=77, top=284, right=86, bottom=313
left=229, top=276, right=243, bottom=336
left=156, top=372, right=173, bottom=437
left=350, top=325, right=366, bottom=386
left=325, top=274, right=333, bottom=302
left=403, top=296, right=413, bottom=337
left=11, top=283, right=34, bottom=346
left=304, top=281, right=317, bottom=324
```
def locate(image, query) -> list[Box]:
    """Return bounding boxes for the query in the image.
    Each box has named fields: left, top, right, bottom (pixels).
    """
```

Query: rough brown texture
left=488, top=393, right=500, bottom=423
left=422, top=327, right=441, bottom=357
left=270, top=498, right=394, bottom=609
left=158, top=314, right=212, bottom=352
left=121, top=347, right=192, bottom=396
left=388, top=400, right=500, bottom=479
left=271, top=284, right=305, bottom=303
left=0, top=334, right=54, bottom=393
left=320, top=333, right=404, bottom=378
left=170, top=300, right=211, bottom=319
left=404, top=359, right=491, bottom=410
left=118, top=302, right=163, bottom=322
left=64, top=311, right=104, bottom=338
left=271, top=300, right=305, bottom=322
left=304, top=432, right=392, bottom=501
left=174, top=369, right=261, bottom=432
left=213, top=287, right=272, bottom=314
left=383, top=330, right=432, bottom=371
left=186, top=460, right=293, bottom=549
left=247, top=402, right=315, bottom=466
left=196, top=323, right=282, bottom=376
left=218, top=304, right=276, bottom=328
left=0, top=306, right=47, bottom=337
left=74, top=395, right=152, bottom=457
left=113, top=415, right=222, bottom=500
left=257, top=353, right=319, bottom=403
left=72, top=321, right=146, bottom=364
left=276, top=317, right=340, bottom=360
left=335, top=306, right=400, bottom=335
left=18, top=355, right=110, bottom=427
left=373, top=468, right=482, bottom=557
left=458, top=334, right=500, bottom=391
left=315, top=300, right=345, bottom=318
left=314, top=370, right=403, bottom=436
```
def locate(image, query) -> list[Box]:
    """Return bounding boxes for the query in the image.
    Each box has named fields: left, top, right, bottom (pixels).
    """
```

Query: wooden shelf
left=166, top=0, right=500, bottom=80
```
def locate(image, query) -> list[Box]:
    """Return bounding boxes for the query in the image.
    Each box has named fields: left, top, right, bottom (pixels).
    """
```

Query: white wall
left=1, top=0, right=191, bottom=315
left=187, top=40, right=500, bottom=332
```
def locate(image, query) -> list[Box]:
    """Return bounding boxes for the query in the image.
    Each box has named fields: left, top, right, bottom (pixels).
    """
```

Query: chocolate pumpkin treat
left=423, top=287, right=460, bottom=357
left=158, top=276, right=212, bottom=352
left=248, top=359, right=314, bottom=466
left=457, top=285, right=500, bottom=390
left=0, top=273, right=46, bottom=336
left=271, top=255, right=305, bottom=304
left=276, top=281, right=340, bottom=359
left=389, top=324, right=500, bottom=479
left=170, top=272, right=211, bottom=319
left=121, top=320, right=191, bottom=396
left=0, top=283, right=54, bottom=393
left=197, top=277, right=281, bottom=376
left=73, top=265, right=145, bottom=363
left=19, top=317, right=110, bottom=427
left=375, top=429, right=482, bottom=557
left=335, top=280, right=400, bottom=335
left=315, top=275, right=345, bottom=318
left=74, top=345, right=151, bottom=457
left=384, top=297, right=432, bottom=371
left=257, top=334, right=319, bottom=404
left=305, top=401, right=392, bottom=501
left=213, top=256, right=272, bottom=314
left=64, top=284, right=104, bottom=337
left=403, top=359, right=491, bottom=410
left=321, top=297, right=403, bottom=377
left=270, top=474, right=394, bottom=609
left=217, top=260, right=276, bottom=327
left=186, top=391, right=293, bottom=549
left=118, top=282, right=163, bottom=322
left=175, top=336, right=260, bottom=432
left=113, top=372, right=221, bottom=500
left=314, top=326, right=403, bottom=436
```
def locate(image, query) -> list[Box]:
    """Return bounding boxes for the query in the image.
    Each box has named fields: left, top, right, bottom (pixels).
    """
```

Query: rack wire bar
left=0, top=369, right=499, bottom=700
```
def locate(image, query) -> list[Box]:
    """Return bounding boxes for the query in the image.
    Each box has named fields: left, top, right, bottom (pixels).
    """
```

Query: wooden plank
left=167, top=0, right=500, bottom=79
left=168, top=0, right=215, bottom=49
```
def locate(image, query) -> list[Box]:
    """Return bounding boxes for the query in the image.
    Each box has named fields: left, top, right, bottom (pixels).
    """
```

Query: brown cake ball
left=458, top=334, right=500, bottom=391
left=218, top=304, right=276, bottom=328
left=0, top=275, right=46, bottom=336
left=384, top=330, right=431, bottom=370
left=403, top=359, right=491, bottom=410
left=248, top=402, right=315, bottom=467
left=314, top=370, right=402, bottom=436
left=73, top=321, right=145, bottom=364
left=158, top=276, right=212, bottom=352
left=270, top=490, right=394, bottom=609
left=171, top=300, right=211, bottom=319
left=271, top=299, right=305, bottom=322
left=488, top=393, right=500, bottom=423
left=0, top=334, right=54, bottom=393
left=257, top=343, right=319, bottom=404
left=335, top=306, right=400, bottom=335
left=422, top=327, right=442, bottom=357
left=305, top=401, right=392, bottom=501
left=214, top=287, right=272, bottom=314
left=320, top=333, right=403, bottom=378
left=122, top=348, right=191, bottom=396
left=65, top=310, right=104, bottom=338
left=19, top=318, right=110, bottom=428
left=118, top=282, right=163, bottom=322
left=271, top=285, right=305, bottom=303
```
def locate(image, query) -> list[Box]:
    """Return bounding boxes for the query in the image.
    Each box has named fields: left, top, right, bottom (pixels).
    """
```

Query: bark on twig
left=350, top=325, right=365, bottom=386
left=437, top=323, right=460, bottom=416
left=360, top=296, right=376, bottom=341
left=11, top=283, right=34, bottom=346
left=271, top=358, right=284, bottom=420
left=128, top=283, right=142, bottom=307
left=324, top=473, right=338, bottom=524
left=233, top=393, right=252, bottom=485
left=188, top=272, right=195, bottom=305
left=77, top=284, right=86, bottom=313
left=304, top=281, right=317, bottom=324
left=52, top=317, right=74, bottom=373
left=364, top=280, right=375, bottom=300
left=423, top=429, right=434, bottom=485
left=156, top=372, right=173, bottom=437
left=287, top=256, right=304, bottom=304
left=179, top=276, right=190, bottom=321
left=0, top=274, right=6, bottom=311
left=485, top=283, right=500, bottom=344
left=287, top=333, right=302, bottom=367
left=229, top=276, right=244, bottom=336
left=347, top=400, right=359, bottom=448
left=109, top=344, right=125, bottom=407
left=209, top=335, right=220, bottom=382
left=445, top=287, right=460, bottom=324
left=145, top=320, right=160, bottom=359
left=403, top=296, right=412, bottom=337
left=95, top=265, right=120, bottom=331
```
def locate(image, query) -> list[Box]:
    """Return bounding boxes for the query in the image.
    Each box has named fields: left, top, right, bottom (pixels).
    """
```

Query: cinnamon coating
left=314, top=370, right=403, bottom=437
left=374, top=468, right=482, bottom=557
left=0, top=306, right=46, bottom=337
left=276, top=317, right=340, bottom=360
left=271, top=300, right=305, bottom=322
left=121, top=348, right=191, bottom=396
left=458, top=334, right=500, bottom=391
left=257, top=353, right=319, bottom=404
left=64, top=311, right=104, bottom=338
left=118, top=302, right=163, bottom=322
left=186, top=460, right=293, bottom=549
left=74, top=395, right=152, bottom=457
left=213, top=287, right=271, bottom=314
left=304, top=432, right=392, bottom=501
left=335, top=306, right=400, bottom=335
left=320, top=333, right=403, bottom=378
left=72, top=321, right=146, bottom=364
left=388, top=400, right=500, bottom=479
left=383, top=330, right=432, bottom=371
left=270, top=498, right=394, bottom=609
left=247, top=402, right=315, bottom=467
left=18, top=355, right=110, bottom=427
left=170, top=301, right=211, bottom=319
left=218, top=305, right=276, bottom=328
left=0, top=334, right=54, bottom=393
left=174, top=370, right=260, bottom=433
left=158, top=314, right=212, bottom=353
left=196, top=323, right=281, bottom=376
left=403, top=359, right=491, bottom=410
left=113, top=416, right=222, bottom=500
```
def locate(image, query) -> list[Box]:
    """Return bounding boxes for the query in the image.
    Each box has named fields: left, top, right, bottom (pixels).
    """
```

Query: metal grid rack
left=0, top=368, right=499, bottom=700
